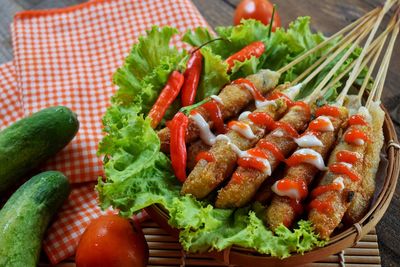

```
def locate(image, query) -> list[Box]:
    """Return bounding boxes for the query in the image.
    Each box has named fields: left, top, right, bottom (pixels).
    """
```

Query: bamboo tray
left=145, top=105, right=399, bottom=266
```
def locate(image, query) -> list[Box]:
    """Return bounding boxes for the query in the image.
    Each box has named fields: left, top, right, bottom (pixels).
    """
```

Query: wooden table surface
left=1, top=0, right=399, bottom=266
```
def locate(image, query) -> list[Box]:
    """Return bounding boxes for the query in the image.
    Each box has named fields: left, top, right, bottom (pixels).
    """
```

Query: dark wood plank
left=0, top=1, right=399, bottom=266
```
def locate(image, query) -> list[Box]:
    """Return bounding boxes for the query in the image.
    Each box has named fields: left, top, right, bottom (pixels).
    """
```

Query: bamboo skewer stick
left=367, top=18, right=400, bottom=106
left=318, top=18, right=397, bottom=100
left=301, top=19, right=377, bottom=102
left=337, top=0, right=397, bottom=105
left=291, top=16, right=377, bottom=85
left=277, top=7, right=381, bottom=75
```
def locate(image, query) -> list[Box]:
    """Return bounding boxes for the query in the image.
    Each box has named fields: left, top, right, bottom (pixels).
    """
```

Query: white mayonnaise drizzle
left=190, top=112, right=216, bottom=146
left=229, top=122, right=257, bottom=140
left=238, top=111, right=252, bottom=121
left=282, top=83, right=302, bottom=100
left=210, top=95, right=224, bottom=105
left=271, top=129, right=285, bottom=137
left=313, top=116, right=334, bottom=132
left=215, top=134, right=271, bottom=175
left=291, top=148, right=327, bottom=170
left=332, top=176, right=345, bottom=191
left=271, top=181, right=301, bottom=200
left=339, top=162, right=353, bottom=169
left=255, top=99, right=277, bottom=109
left=295, top=133, right=324, bottom=147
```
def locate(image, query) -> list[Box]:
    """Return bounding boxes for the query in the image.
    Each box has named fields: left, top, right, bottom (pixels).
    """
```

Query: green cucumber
left=0, top=171, right=70, bottom=267
left=0, top=106, right=79, bottom=192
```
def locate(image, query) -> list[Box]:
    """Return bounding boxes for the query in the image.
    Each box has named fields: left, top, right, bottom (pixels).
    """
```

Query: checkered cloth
left=0, top=0, right=209, bottom=263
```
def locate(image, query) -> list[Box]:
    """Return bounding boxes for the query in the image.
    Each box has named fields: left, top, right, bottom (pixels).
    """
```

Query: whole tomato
left=234, top=0, right=281, bottom=31
left=75, top=215, right=149, bottom=267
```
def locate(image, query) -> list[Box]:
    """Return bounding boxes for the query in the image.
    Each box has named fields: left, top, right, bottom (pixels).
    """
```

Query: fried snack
left=344, top=102, right=384, bottom=224
left=215, top=105, right=310, bottom=208
left=266, top=107, right=348, bottom=229
left=181, top=100, right=288, bottom=199
left=187, top=140, right=210, bottom=171
left=308, top=108, right=371, bottom=239
left=158, top=69, right=280, bottom=153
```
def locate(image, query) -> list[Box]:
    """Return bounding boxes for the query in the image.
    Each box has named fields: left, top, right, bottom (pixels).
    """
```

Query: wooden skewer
left=367, top=17, right=400, bottom=106
left=358, top=15, right=399, bottom=100
left=318, top=17, right=397, bottom=100
left=337, top=0, right=397, bottom=105
left=277, top=7, right=381, bottom=75
left=301, top=18, right=377, bottom=102
left=291, top=16, right=377, bottom=85
left=318, top=39, right=381, bottom=99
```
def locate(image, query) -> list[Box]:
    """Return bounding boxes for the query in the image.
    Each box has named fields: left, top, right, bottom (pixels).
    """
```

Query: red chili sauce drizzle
left=348, top=114, right=368, bottom=126
left=232, top=172, right=245, bottom=184
left=257, top=139, right=284, bottom=161
left=267, top=91, right=294, bottom=107
left=315, top=105, right=342, bottom=118
left=311, top=183, right=343, bottom=198
left=273, top=121, right=299, bottom=138
left=329, top=163, right=360, bottom=181
left=336, top=150, right=359, bottom=164
left=309, top=196, right=335, bottom=214
left=292, top=101, right=311, bottom=117
left=201, top=100, right=225, bottom=134
left=248, top=112, right=275, bottom=130
left=343, top=128, right=370, bottom=144
left=231, top=78, right=265, bottom=102
left=275, top=178, right=308, bottom=200
left=195, top=151, right=215, bottom=163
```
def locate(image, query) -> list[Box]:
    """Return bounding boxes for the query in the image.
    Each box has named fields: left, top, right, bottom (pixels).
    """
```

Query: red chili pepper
left=148, top=71, right=184, bottom=128
left=225, top=41, right=265, bottom=72
left=181, top=50, right=203, bottom=107
left=168, top=112, right=189, bottom=182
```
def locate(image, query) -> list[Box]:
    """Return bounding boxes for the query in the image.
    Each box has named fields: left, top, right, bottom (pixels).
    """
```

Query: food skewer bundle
left=98, top=0, right=400, bottom=262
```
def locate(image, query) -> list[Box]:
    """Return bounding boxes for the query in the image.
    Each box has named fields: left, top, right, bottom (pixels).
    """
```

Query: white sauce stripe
left=283, top=83, right=302, bottom=100
left=210, top=95, right=224, bottom=105
left=216, top=134, right=271, bottom=175
left=255, top=99, right=277, bottom=109
left=295, top=133, right=324, bottom=147
left=190, top=112, right=216, bottom=146
left=313, top=116, right=334, bottom=132
left=272, top=129, right=285, bottom=137
left=271, top=181, right=301, bottom=200
left=230, top=122, right=257, bottom=140
left=238, top=111, right=252, bottom=121
left=333, top=176, right=345, bottom=191
left=292, top=148, right=327, bottom=170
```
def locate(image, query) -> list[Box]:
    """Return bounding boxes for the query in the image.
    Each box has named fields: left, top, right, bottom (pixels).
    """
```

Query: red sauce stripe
left=237, top=157, right=266, bottom=172
left=231, top=78, right=265, bottom=102
left=336, top=150, right=359, bottom=164
left=195, top=151, right=215, bottom=163
left=309, top=199, right=334, bottom=214
left=348, top=114, right=368, bottom=126
left=257, top=139, right=284, bottom=161
left=247, top=148, right=269, bottom=159
left=273, top=121, right=299, bottom=138
left=311, top=183, right=343, bottom=198
left=293, top=101, right=311, bottom=117
left=343, top=128, right=370, bottom=144
left=315, top=105, right=342, bottom=118
left=201, top=100, right=226, bottom=134
left=267, top=91, right=294, bottom=107
left=248, top=112, right=275, bottom=129
left=329, top=163, right=360, bottom=181
left=285, top=153, right=317, bottom=167
left=275, top=178, right=308, bottom=200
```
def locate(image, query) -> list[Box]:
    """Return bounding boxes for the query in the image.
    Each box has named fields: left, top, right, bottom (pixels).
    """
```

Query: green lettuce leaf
left=195, top=47, right=230, bottom=102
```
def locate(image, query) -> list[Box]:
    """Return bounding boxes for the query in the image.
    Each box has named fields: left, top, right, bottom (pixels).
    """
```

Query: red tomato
left=234, top=0, right=281, bottom=31
left=76, top=215, right=149, bottom=267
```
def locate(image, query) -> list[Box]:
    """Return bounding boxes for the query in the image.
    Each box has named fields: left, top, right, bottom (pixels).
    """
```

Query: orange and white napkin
left=0, top=0, right=209, bottom=263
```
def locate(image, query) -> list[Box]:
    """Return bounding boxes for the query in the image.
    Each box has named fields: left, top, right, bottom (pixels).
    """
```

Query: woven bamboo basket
left=145, top=105, right=400, bottom=266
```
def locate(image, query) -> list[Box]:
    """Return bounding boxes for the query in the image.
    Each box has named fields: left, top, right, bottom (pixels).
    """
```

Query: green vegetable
left=0, top=106, right=79, bottom=193
left=98, top=17, right=366, bottom=258
left=0, top=171, right=70, bottom=267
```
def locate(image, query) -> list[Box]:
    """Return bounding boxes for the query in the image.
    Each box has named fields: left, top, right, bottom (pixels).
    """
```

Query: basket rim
left=145, top=104, right=400, bottom=265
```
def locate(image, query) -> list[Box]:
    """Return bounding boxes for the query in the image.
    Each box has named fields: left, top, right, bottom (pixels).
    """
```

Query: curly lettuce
left=98, top=18, right=345, bottom=258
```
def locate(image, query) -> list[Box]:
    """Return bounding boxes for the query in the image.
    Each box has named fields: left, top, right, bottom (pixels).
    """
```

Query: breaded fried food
left=158, top=69, right=280, bottom=153
left=181, top=100, right=288, bottom=199
left=215, top=105, right=310, bottom=208
left=308, top=108, right=371, bottom=239
left=266, top=107, right=348, bottom=230
left=344, top=102, right=384, bottom=224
